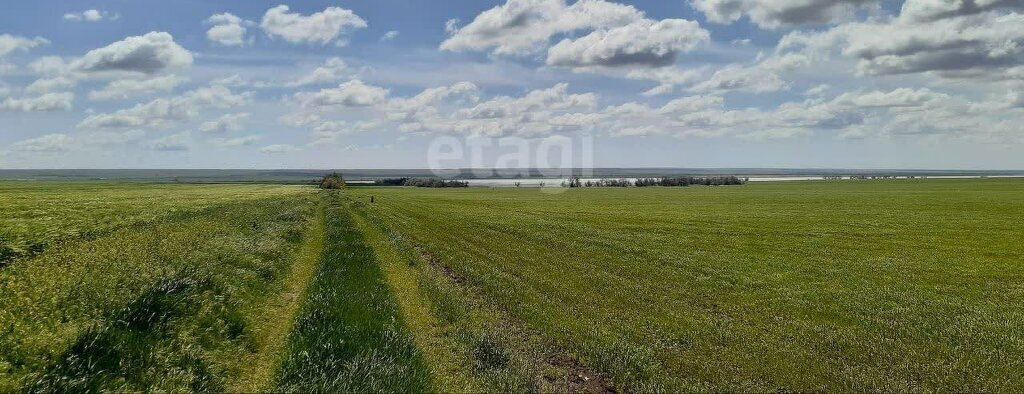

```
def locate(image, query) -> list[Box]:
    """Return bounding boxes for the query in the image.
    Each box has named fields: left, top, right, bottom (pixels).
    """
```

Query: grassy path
left=229, top=201, right=326, bottom=392
left=274, top=191, right=430, bottom=392
left=350, top=195, right=601, bottom=393
left=349, top=204, right=482, bottom=393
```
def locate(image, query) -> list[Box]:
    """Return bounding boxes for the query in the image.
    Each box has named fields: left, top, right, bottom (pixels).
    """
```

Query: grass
left=0, top=184, right=318, bottom=392
left=346, top=179, right=1024, bottom=391
left=2, top=178, right=1022, bottom=391
left=0, top=181, right=309, bottom=263
left=274, top=191, right=430, bottom=393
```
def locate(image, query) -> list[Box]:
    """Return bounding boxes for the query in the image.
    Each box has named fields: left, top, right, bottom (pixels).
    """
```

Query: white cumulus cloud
left=199, top=112, right=250, bottom=133
left=260, top=5, right=367, bottom=46
left=11, top=134, right=71, bottom=152
left=0, top=34, right=49, bottom=57
left=294, top=79, right=389, bottom=108
left=0, top=92, right=74, bottom=112
left=78, top=85, right=250, bottom=129
left=206, top=13, right=253, bottom=46
left=71, top=32, right=193, bottom=76
left=63, top=9, right=119, bottom=22
left=690, top=0, right=878, bottom=29
left=88, top=75, right=185, bottom=101
left=546, top=19, right=709, bottom=69
left=441, top=0, right=644, bottom=55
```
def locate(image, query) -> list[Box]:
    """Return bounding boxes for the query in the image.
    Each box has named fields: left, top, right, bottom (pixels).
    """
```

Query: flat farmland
left=0, top=182, right=310, bottom=262
left=2, top=179, right=1022, bottom=392
left=345, top=179, right=1024, bottom=391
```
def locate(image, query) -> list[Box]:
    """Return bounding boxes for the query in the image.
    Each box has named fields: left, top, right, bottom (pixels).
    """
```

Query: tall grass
left=0, top=191, right=316, bottom=392
left=0, top=182, right=307, bottom=265
left=275, top=191, right=430, bottom=393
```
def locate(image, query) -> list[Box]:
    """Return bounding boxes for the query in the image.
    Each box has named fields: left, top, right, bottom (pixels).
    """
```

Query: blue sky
left=0, top=0, right=1022, bottom=169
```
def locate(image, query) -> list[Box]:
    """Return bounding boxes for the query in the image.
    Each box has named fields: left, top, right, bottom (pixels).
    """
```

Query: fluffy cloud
left=78, top=85, right=250, bottom=129
left=63, top=9, right=119, bottom=22
left=260, top=144, right=299, bottom=153
left=831, top=88, right=948, bottom=109
left=88, top=75, right=184, bottom=101
left=899, top=0, right=1023, bottom=22
left=441, top=0, right=643, bottom=55
left=28, top=56, right=67, bottom=76
left=211, top=135, right=262, bottom=147
left=805, top=84, right=830, bottom=96
left=11, top=134, right=71, bottom=152
left=26, top=77, right=78, bottom=94
left=592, top=87, right=1022, bottom=141
left=0, top=93, right=74, bottom=112
left=626, top=67, right=703, bottom=96
left=150, top=131, right=191, bottom=151
left=546, top=19, right=709, bottom=69
left=206, top=13, right=252, bottom=46
left=775, top=7, right=1024, bottom=81
left=287, top=57, right=350, bottom=87
left=294, top=80, right=389, bottom=108
left=381, top=31, right=399, bottom=41
left=260, top=5, right=367, bottom=45
left=444, top=0, right=708, bottom=88
left=199, top=112, right=250, bottom=133
left=690, top=66, right=788, bottom=94
left=685, top=53, right=808, bottom=94
left=309, top=120, right=379, bottom=145
left=849, top=13, right=1024, bottom=77
left=394, top=83, right=598, bottom=137
left=691, top=0, right=878, bottom=29
left=71, top=32, right=193, bottom=75
left=0, top=34, right=49, bottom=57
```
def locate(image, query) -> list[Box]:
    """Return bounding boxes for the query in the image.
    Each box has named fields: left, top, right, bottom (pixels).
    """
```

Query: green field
left=2, top=179, right=1023, bottom=391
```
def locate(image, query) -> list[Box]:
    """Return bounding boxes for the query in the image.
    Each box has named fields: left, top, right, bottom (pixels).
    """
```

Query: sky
left=0, top=0, right=1022, bottom=169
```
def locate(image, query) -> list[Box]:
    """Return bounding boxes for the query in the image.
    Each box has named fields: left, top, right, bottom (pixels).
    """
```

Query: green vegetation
left=319, top=173, right=346, bottom=190
left=0, top=182, right=308, bottom=264
left=275, top=191, right=429, bottom=392
left=373, top=178, right=470, bottom=188
left=2, top=178, right=1023, bottom=392
left=0, top=183, right=317, bottom=392
left=345, top=179, right=1024, bottom=391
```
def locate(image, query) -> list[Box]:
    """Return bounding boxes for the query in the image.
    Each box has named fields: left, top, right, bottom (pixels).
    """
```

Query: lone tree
left=319, top=172, right=345, bottom=189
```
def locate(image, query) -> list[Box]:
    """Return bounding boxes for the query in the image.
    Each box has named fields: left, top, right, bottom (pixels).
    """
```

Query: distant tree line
left=561, top=176, right=746, bottom=188
left=374, top=177, right=409, bottom=186
left=374, top=178, right=469, bottom=188
left=845, top=175, right=923, bottom=180
left=635, top=176, right=745, bottom=186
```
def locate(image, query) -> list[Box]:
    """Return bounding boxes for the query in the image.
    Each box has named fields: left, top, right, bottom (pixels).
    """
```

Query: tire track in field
left=274, top=191, right=430, bottom=393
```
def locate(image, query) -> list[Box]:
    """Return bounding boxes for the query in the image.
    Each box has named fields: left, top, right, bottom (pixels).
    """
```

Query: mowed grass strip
left=275, top=191, right=429, bottom=393
left=347, top=179, right=1024, bottom=391
left=0, top=188, right=317, bottom=392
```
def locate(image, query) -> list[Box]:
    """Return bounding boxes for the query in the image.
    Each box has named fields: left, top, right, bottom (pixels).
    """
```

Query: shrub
left=374, top=178, right=409, bottom=186
left=319, top=173, right=346, bottom=189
